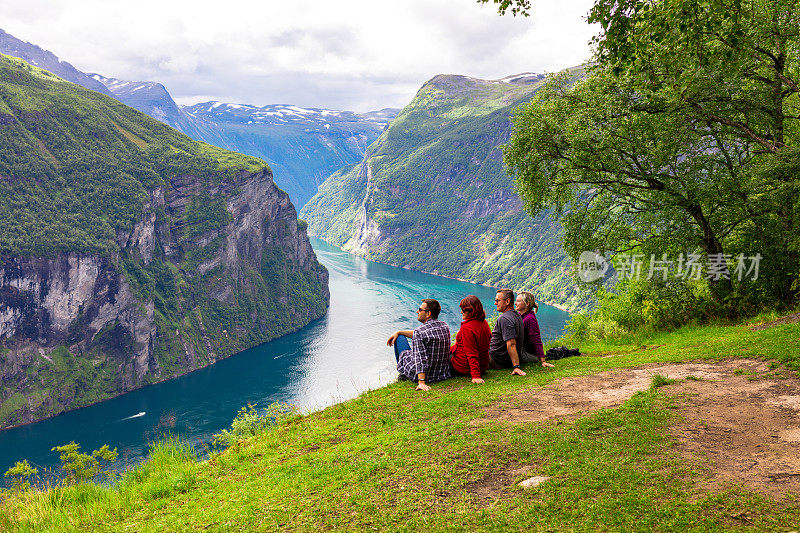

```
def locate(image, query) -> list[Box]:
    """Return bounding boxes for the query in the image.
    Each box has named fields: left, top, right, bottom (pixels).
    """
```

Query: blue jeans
left=393, top=335, right=411, bottom=362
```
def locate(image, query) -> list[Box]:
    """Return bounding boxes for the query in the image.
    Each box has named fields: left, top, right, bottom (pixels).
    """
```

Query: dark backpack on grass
left=545, top=346, right=581, bottom=361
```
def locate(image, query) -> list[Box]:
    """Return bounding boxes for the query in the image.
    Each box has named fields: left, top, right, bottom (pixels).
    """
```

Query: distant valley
left=0, top=28, right=583, bottom=310
left=301, top=71, right=584, bottom=311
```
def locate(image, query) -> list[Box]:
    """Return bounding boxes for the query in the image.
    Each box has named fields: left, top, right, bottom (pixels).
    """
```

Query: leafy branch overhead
left=477, top=0, right=532, bottom=17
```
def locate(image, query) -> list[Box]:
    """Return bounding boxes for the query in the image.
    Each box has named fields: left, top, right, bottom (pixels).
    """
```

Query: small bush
left=4, top=459, right=38, bottom=491
left=566, top=312, right=627, bottom=341
left=565, top=277, right=714, bottom=342
left=51, top=442, right=118, bottom=485
left=213, top=402, right=299, bottom=448
left=486, top=312, right=499, bottom=331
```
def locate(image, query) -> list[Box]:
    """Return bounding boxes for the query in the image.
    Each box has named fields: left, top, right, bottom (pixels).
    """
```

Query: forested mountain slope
left=0, top=54, right=329, bottom=428
left=0, top=28, right=396, bottom=208
left=300, top=72, right=582, bottom=310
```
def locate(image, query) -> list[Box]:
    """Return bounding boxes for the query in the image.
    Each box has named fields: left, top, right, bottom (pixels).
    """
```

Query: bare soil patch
left=664, top=362, right=800, bottom=498
left=749, top=311, right=800, bottom=330
left=473, top=361, right=731, bottom=425
left=464, top=463, right=535, bottom=501
left=474, top=359, right=800, bottom=498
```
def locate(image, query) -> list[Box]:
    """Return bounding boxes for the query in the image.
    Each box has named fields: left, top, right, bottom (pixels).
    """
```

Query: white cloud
left=2, top=0, right=597, bottom=111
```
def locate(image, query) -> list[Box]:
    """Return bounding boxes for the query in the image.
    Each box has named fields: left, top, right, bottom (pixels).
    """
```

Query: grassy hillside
left=1, top=315, right=798, bottom=531
left=300, top=72, right=586, bottom=311
left=0, top=54, right=265, bottom=258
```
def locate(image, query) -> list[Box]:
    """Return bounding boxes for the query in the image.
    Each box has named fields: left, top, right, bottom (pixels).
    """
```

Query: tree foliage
left=51, top=442, right=118, bottom=484
left=4, top=460, right=38, bottom=491
left=498, top=0, right=800, bottom=313
left=477, top=0, right=532, bottom=16
left=589, top=0, right=799, bottom=155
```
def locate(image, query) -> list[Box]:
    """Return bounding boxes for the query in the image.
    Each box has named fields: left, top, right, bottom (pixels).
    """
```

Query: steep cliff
left=301, top=72, right=582, bottom=310
left=0, top=55, right=329, bottom=428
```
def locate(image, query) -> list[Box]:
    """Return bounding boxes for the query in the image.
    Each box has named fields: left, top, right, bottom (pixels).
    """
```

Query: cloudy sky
left=3, top=0, right=597, bottom=112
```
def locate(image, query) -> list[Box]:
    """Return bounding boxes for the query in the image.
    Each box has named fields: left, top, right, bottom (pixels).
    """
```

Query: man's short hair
left=496, top=288, right=514, bottom=304
left=422, top=298, right=441, bottom=319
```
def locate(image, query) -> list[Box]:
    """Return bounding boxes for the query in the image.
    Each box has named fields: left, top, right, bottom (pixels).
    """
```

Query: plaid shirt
left=397, top=319, right=452, bottom=383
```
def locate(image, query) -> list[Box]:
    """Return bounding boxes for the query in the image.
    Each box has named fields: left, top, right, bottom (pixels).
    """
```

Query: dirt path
left=475, top=359, right=800, bottom=498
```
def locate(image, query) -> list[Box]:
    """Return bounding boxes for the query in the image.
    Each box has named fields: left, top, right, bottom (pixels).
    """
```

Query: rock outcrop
left=0, top=168, right=328, bottom=429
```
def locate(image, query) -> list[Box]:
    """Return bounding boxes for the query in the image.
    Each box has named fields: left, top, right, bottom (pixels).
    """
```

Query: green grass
left=650, top=373, right=677, bottom=388
left=2, top=320, right=799, bottom=531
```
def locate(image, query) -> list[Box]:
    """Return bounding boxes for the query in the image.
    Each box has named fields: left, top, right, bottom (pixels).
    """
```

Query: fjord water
left=0, top=238, right=570, bottom=477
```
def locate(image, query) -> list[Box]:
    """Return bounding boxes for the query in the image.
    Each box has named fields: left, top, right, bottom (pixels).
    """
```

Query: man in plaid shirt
left=387, top=298, right=452, bottom=391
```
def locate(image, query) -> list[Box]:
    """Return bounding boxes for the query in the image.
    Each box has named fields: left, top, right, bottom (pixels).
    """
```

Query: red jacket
left=450, top=318, right=491, bottom=379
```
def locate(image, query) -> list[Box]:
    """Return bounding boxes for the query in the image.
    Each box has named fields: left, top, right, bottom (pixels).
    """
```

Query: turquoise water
left=0, top=238, right=570, bottom=477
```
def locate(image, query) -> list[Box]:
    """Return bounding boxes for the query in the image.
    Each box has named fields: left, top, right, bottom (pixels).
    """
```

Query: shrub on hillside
left=566, top=278, right=713, bottom=341
left=212, top=402, right=299, bottom=448
left=51, top=442, right=118, bottom=485
left=3, top=460, right=37, bottom=491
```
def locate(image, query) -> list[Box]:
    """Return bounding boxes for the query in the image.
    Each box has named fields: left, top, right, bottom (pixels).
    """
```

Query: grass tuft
left=650, top=373, right=677, bottom=388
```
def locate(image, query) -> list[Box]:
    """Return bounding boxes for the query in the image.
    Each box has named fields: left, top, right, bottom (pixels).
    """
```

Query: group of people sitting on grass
left=386, top=289, right=554, bottom=391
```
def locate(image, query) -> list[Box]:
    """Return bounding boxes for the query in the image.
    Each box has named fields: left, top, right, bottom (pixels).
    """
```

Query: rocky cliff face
left=0, top=169, right=328, bottom=428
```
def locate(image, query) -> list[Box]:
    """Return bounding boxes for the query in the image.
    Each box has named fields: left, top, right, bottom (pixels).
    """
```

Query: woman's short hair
left=517, top=291, right=538, bottom=313
left=459, top=295, right=486, bottom=321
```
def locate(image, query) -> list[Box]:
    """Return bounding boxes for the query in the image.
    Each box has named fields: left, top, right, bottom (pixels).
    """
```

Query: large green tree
left=487, top=0, right=800, bottom=308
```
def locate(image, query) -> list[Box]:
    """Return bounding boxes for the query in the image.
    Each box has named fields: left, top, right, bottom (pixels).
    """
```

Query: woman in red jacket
left=450, top=295, right=492, bottom=384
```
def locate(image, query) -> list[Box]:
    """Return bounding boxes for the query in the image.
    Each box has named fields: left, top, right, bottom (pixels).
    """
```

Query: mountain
left=87, top=73, right=211, bottom=140
left=0, top=29, right=112, bottom=96
left=300, top=72, right=583, bottom=311
left=0, top=54, right=329, bottom=428
left=181, top=102, right=399, bottom=207
left=0, top=28, right=398, bottom=208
